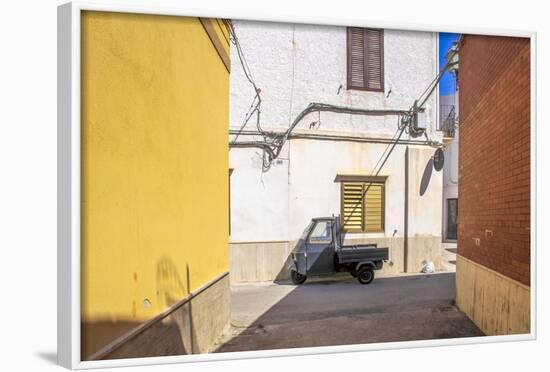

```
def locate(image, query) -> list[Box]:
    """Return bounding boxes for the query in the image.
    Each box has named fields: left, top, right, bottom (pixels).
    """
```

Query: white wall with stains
left=230, top=145, right=290, bottom=242
left=287, top=140, right=407, bottom=240
left=230, top=20, right=439, bottom=136
left=229, top=19, right=442, bottom=247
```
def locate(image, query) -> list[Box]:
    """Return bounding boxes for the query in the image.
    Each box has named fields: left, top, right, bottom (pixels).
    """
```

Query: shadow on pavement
left=216, top=272, right=484, bottom=353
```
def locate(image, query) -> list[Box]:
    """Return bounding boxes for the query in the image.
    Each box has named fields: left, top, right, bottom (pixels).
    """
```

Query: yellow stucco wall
left=80, top=11, right=229, bottom=324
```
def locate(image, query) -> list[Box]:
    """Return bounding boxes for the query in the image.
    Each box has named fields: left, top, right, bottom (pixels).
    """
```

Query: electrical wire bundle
left=228, top=22, right=459, bottom=173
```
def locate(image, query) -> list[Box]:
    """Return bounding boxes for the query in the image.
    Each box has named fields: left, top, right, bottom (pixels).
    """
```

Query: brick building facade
left=456, top=34, right=531, bottom=335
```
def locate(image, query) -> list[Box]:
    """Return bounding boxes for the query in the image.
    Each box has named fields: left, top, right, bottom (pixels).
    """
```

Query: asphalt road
left=214, top=272, right=484, bottom=353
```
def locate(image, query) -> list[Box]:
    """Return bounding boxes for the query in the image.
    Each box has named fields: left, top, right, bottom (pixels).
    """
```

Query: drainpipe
left=404, top=146, right=409, bottom=273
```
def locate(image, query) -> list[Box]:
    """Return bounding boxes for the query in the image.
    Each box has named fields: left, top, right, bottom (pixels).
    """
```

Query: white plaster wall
left=407, top=146, right=443, bottom=236
left=443, top=134, right=459, bottom=199
left=229, top=144, right=289, bottom=242
left=288, top=140, right=407, bottom=240
left=285, top=143, right=442, bottom=242
left=229, top=21, right=294, bottom=132
left=230, top=20, right=439, bottom=137
left=441, top=93, right=459, bottom=197
left=229, top=20, right=441, bottom=243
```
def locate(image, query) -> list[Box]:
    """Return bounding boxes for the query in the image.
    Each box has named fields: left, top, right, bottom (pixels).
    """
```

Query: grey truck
left=289, top=216, right=389, bottom=285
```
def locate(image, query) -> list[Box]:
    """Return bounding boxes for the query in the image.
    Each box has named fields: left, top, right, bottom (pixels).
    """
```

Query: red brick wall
left=458, top=35, right=531, bottom=286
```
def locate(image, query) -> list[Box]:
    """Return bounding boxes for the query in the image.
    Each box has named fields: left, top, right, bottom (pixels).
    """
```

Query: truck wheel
left=357, top=267, right=374, bottom=285
left=291, top=270, right=307, bottom=285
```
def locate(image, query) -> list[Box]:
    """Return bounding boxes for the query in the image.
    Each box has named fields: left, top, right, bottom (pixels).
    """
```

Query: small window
left=341, top=181, right=385, bottom=233
left=347, top=27, right=384, bottom=91
left=308, top=221, right=333, bottom=243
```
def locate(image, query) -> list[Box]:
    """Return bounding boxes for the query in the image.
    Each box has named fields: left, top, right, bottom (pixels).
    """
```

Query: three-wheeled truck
left=289, top=216, right=389, bottom=285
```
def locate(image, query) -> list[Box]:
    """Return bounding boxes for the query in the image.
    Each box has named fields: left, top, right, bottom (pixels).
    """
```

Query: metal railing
left=439, top=104, right=456, bottom=138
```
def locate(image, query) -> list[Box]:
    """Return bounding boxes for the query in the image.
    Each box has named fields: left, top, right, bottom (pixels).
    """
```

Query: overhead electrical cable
left=228, top=22, right=263, bottom=145
left=228, top=22, right=459, bottom=171
left=340, top=47, right=460, bottom=227
left=340, top=116, right=409, bottom=228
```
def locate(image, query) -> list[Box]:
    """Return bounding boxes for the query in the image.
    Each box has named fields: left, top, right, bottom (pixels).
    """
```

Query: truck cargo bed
left=337, top=245, right=389, bottom=264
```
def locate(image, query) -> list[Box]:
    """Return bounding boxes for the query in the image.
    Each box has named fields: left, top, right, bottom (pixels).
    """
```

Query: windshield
left=309, top=221, right=332, bottom=243
left=300, top=221, right=315, bottom=240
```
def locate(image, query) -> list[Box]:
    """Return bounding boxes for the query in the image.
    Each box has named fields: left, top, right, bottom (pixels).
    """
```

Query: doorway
left=446, top=198, right=458, bottom=241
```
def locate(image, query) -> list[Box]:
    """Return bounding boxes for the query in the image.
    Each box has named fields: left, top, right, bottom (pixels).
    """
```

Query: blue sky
left=439, top=33, right=459, bottom=96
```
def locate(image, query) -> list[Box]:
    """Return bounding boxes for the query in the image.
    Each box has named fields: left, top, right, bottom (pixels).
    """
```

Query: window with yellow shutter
left=337, top=175, right=386, bottom=233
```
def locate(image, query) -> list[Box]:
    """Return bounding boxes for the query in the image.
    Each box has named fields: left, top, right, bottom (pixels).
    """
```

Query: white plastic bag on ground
left=422, top=261, right=435, bottom=273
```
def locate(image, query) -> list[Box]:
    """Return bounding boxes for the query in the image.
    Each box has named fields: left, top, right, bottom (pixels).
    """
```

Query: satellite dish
left=433, top=148, right=444, bottom=172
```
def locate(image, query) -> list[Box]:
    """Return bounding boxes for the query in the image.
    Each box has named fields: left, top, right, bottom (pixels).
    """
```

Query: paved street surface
left=441, top=243, right=458, bottom=272
left=214, top=272, right=483, bottom=353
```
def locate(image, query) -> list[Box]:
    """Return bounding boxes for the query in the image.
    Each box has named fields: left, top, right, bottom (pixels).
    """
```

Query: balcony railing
left=439, top=104, right=457, bottom=138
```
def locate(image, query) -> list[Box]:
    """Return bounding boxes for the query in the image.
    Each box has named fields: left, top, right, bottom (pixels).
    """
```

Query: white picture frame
left=58, top=1, right=537, bottom=369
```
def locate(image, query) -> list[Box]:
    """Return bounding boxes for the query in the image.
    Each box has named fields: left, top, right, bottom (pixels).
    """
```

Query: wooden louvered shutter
left=348, top=28, right=365, bottom=89
left=341, top=182, right=385, bottom=233
left=364, top=183, right=384, bottom=232
left=342, top=183, right=364, bottom=231
left=364, top=29, right=384, bottom=91
left=347, top=28, right=384, bottom=91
